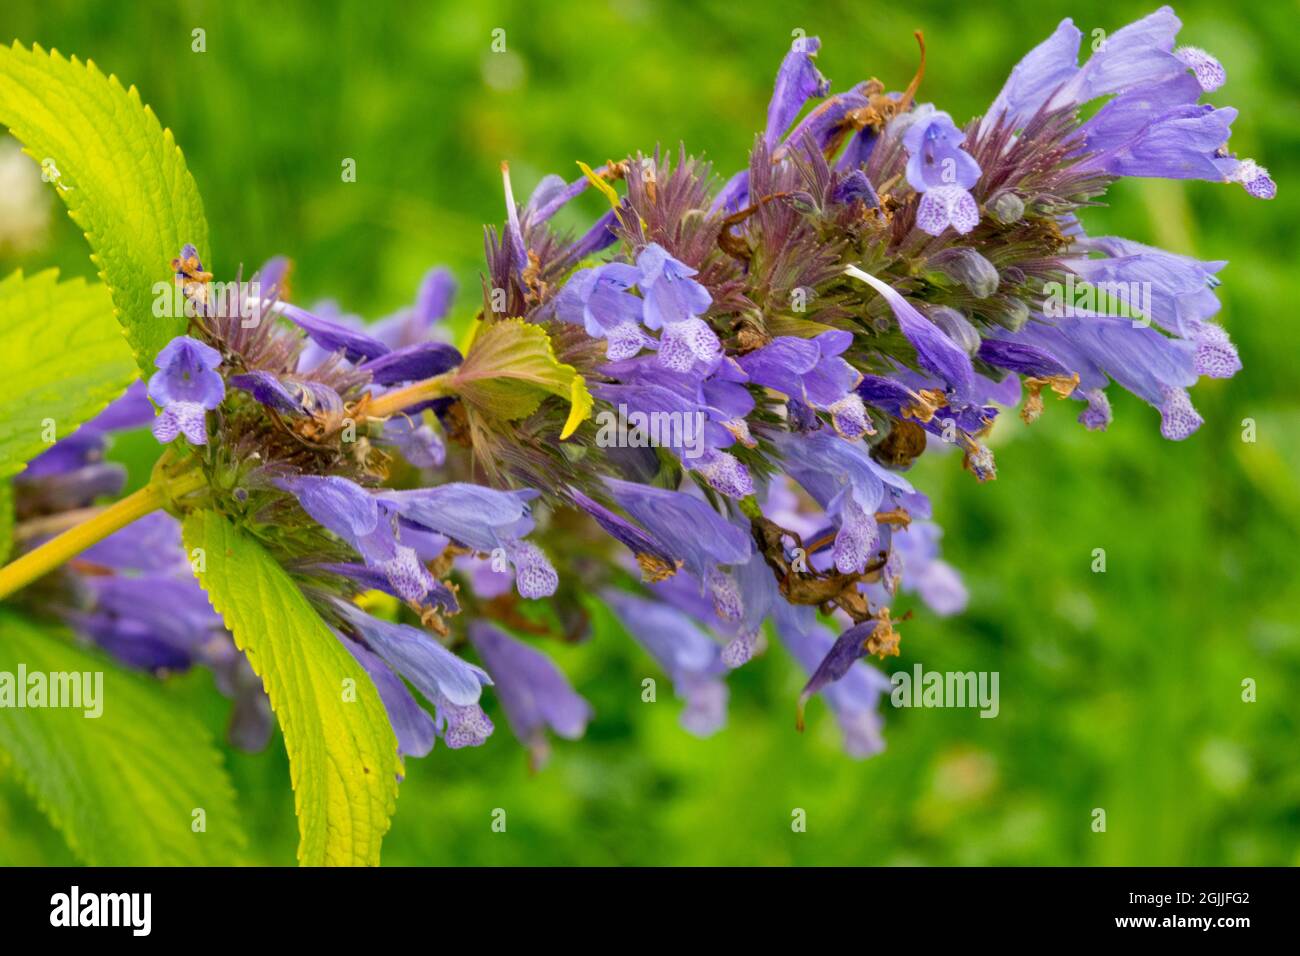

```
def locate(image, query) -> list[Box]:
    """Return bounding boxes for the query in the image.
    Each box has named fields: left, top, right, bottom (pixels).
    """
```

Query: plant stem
left=0, top=469, right=206, bottom=602
left=364, top=373, right=454, bottom=420
left=12, top=506, right=106, bottom=543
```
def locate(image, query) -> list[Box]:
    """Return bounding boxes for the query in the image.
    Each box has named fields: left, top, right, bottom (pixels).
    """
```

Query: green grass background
left=0, top=0, right=1296, bottom=865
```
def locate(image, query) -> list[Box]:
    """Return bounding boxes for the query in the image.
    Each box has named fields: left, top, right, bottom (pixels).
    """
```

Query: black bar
left=0, top=867, right=1290, bottom=941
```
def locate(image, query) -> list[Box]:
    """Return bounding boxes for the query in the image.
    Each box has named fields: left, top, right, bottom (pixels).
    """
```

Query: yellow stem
left=0, top=469, right=206, bottom=602
left=364, top=373, right=454, bottom=420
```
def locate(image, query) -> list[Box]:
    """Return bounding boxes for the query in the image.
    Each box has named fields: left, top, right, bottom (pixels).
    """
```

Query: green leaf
left=452, top=318, right=594, bottom=439
left=0, top=609, right=246, bottom=865
left=0, top=43, right=209, bottom=374
left=0, top=481, right=12, bottom=565
left=182, top=510, right=400, bottom=866
left=0, top=269, right=137, bottom=479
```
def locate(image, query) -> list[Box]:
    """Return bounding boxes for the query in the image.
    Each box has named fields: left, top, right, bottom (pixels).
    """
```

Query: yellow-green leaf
left=577, top=160, right=622, bottom=213
left=0, top=43, right=209, bottom=374
left=0, top=269, right=137, bottom=479
left=183, top=510, right=400, bottom=866
left=0, top=610, right=246, bottom=865
left=451, top=318, right=594, bottom=440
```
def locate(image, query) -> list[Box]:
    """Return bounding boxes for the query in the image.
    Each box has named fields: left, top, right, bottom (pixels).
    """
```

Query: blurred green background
left=1, top=0, right=1297, bottom=865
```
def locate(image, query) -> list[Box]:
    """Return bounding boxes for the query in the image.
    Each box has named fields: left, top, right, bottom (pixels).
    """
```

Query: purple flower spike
left=147, top=335, right=225, bottom=446
left=469, top=622, right=593, bottom=768
left=902, top=106, right=982, bottom=236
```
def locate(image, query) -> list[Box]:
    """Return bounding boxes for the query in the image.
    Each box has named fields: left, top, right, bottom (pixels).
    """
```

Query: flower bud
left=988, top=296, right=1031, bottom=332
left=926, top=305, right=982, bottom=355
left=929, top=247, right=1000, bottom=298
left=988, top=191, right=1025, bottom=224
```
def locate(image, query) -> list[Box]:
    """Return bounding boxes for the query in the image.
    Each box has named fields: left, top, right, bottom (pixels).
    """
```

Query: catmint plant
left=0, top=5, right=1273, bottom=865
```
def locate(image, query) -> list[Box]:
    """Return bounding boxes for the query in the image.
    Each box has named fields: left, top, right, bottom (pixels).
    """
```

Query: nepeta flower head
left=148, top=335, right=224, bottom=445
left=14, top=7, right=1272, bottom=781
